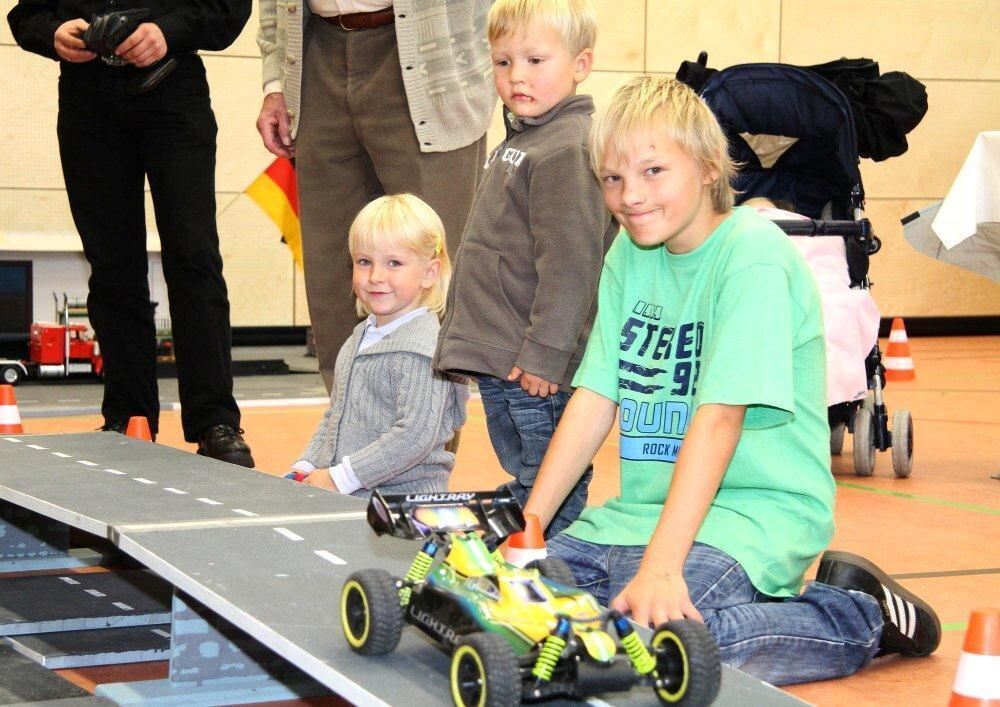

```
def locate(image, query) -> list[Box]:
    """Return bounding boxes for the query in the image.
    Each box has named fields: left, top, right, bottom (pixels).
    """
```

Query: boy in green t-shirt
left=517, top=76, right=940, bottom=685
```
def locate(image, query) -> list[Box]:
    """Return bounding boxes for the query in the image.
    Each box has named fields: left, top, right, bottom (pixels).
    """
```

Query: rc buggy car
left=339, top=491, right=722, bottom=706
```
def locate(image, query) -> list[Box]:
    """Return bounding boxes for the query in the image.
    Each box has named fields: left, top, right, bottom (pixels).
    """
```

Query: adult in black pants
left=8, top=0, right=255, bottom=467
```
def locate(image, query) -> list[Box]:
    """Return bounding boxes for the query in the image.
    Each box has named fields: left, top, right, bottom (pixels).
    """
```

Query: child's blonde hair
left=591, top=76, right=737, bottom=212
left=348, top=194, right=451, bottom=318
left=487, top=0, right=597, bottom=56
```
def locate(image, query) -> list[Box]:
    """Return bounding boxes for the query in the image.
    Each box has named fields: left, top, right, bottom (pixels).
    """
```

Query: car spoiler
left=366, top=489, right=525, bottom=543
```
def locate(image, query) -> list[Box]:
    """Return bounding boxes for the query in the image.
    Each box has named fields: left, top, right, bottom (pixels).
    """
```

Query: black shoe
left=100, top=420, right=128, bottom=434
left=197, top=424, right=255, bottom=468
left=99, top=419, right=156, bottom=442
left=816, top=550, right=941, bottom=658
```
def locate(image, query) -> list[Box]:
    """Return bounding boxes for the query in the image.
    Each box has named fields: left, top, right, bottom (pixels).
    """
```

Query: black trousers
left=56, top=55, right=239, bottom=441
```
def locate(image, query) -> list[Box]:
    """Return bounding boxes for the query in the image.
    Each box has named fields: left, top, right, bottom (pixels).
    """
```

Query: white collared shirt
left=293, top=307, right=429, bottom=493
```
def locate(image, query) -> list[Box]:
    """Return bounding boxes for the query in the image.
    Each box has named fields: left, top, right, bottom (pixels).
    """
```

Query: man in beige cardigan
left=256, top=0, right=494, bottom=390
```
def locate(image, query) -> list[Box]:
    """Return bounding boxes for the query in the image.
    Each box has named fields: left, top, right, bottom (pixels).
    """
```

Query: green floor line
left=942, top=622, right=967, bottom=632
left=835, top=481, right=1000, bottom=515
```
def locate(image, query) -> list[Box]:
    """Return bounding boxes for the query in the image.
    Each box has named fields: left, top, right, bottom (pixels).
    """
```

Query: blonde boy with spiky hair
left=517, top=76, right=940, bottom=684
left=435, top=0, right=617, bottom=537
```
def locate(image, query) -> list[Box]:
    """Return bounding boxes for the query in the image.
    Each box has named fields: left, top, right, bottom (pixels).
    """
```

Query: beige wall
left=2, top=0, right=998, bottom=324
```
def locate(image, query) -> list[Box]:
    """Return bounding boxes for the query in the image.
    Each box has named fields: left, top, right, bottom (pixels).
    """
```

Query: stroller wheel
left=891, top=409, right=914, bottom=478
left=852, top=408, right=876, bottom=477
left=830, top=422, right=846, bottom=455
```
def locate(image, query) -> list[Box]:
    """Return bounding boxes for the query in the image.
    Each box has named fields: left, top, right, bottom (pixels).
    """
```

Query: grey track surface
left=7, top=625, right=170, bottom=669
left=0, top=570, right=170, bottom=636
left=0, top=433, right=804, bottom=706
left=0, top=645, right=91, bottom=704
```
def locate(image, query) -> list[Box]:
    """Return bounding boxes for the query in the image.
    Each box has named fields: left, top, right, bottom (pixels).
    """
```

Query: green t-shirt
left=567, top=206, right=834, bottom=597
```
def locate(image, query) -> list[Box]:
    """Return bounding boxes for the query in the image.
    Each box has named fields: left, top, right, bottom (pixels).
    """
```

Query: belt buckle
left=337, top=14, right=357, bottom=31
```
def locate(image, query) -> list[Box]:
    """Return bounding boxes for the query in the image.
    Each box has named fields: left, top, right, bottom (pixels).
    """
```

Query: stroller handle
left=772, top=219, right=872, bottom=238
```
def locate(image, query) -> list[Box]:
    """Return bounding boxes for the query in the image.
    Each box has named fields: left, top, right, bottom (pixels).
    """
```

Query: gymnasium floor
left=10, top=335, right=1000, bottom=706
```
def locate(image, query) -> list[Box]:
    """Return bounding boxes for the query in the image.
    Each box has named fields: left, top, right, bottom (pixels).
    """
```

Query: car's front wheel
left=449, top=632, right=520, bottom=707
left=650, top=620, right=721, bottom=706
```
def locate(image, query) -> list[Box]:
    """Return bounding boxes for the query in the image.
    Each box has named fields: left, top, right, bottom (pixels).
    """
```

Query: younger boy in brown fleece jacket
left=433, top=0, right=616, bottom=536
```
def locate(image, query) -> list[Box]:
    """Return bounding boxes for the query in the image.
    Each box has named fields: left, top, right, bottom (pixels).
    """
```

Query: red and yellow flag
left=246, top=157, right=302, bottom=267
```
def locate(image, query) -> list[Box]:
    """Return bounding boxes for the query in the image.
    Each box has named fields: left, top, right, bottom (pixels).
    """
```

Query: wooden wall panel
left=645, top=0, right=781, bottom=74
left=781, top=0, right=1000, bottom=81
left=218, top=195, right=296, bottom=326
left=594, top=0, right=644, bottom=72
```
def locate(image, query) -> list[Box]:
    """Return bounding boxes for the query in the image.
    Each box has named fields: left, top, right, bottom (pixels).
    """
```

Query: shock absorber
left=532, top=616, right=571, bottom=681
left=613, top=615, right=655, bottom=675
left=399, top=539, right=437, bottom=606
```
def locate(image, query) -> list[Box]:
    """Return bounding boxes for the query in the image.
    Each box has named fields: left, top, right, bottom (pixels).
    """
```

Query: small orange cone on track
left=949, top=608, right=1000, bottom=706
left=125, top=416, right=153, bottom=442
left=506, top=513, right=547, bottom=567
left=885, top=317, right=916, bottom=381
left=0, top=385, right=24, bottom=434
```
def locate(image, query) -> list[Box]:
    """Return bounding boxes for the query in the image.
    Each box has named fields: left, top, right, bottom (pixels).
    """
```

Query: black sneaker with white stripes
left=816, top=550, right=941, bottom=658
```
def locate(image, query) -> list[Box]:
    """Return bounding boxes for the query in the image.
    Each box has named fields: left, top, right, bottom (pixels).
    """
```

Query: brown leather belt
left=319, top=7, right=396, bottom=31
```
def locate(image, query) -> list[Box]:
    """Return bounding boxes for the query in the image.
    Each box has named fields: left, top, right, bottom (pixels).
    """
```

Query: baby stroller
left=689, top=57, right=914, bottom=478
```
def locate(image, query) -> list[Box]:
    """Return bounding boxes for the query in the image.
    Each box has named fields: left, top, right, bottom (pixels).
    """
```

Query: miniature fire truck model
left=341, top=490, right=722, bottom=706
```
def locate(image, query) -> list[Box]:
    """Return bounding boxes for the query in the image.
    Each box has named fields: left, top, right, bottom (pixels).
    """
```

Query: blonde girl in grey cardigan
left=288, top=195, right=469, bottom=498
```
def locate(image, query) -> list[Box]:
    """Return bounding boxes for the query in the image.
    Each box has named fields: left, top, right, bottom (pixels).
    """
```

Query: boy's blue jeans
left=477, top=376, right=592, bottom=537
left=548, top=534, right=884, bottom=686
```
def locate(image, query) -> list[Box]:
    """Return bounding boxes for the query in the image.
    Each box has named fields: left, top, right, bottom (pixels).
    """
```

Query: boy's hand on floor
left=302, top=468, right=339, bottom=491
left=507, top=367, right=559, bottom=397
left=610, top=567, right=704, bottom=627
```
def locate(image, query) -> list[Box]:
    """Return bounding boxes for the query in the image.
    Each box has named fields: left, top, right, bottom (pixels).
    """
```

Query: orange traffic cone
left=950, top=608, right=1000, bottom=706
left=125, top=416, right=153, bottom=442
left=506, top=513, right=546, bottom=567
left=884, top=317, right=916, bottom=381
left=0, top=385, right=24, bottom=434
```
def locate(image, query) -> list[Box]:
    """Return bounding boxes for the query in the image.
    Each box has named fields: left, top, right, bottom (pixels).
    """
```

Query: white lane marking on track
left=105, top=468, right=126, bottom=475
left=59, top=577, right=80, bottom=585
left=57, top=398, right=81, bottom=403
left=197, top=497, right=222, bottom=506
left=52, top=452, right=70, bottom=458
left=77, top=460, right=98, bottom=466
left=26, top=444, right=48, bottom=449
left=134, top=478, right=156, bottom=485
left=314, top=550, right=347, bottom=565
left=274, top=527, right=303, bottom=542
left=275, top=573, right=290, bottom=578
left=232, top=509, right=257, bottom=517
left=164, top=487, right=187, bottom=494
left=85, top=589, right=106, bottom=597
left=152, top=628, right=171, bottom=638
left=113, top=602, right=134, bottom=611
left=2, top=438, right=22, bottom=442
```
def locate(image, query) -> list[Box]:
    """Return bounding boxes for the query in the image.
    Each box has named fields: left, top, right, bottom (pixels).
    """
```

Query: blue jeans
left=477, top=376, right=592, bottom=537
left=547, top=534, right=884, bottom=686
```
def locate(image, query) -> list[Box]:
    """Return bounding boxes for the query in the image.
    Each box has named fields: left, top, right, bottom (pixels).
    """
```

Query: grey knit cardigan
left=299, top=312, right=469, bottom=499
left=257, top=0, right=496, bottom=151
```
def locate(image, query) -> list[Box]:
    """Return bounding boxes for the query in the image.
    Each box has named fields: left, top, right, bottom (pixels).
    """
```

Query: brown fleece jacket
left=434, top=95, right=617, bottom=391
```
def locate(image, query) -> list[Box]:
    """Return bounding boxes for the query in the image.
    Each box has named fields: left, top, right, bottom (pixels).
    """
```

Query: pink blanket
left=756, top=207, right=881, bottom=405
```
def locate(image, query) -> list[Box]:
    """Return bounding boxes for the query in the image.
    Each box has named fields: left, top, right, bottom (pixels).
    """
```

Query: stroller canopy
left=700, top=64, right=861, bottom=219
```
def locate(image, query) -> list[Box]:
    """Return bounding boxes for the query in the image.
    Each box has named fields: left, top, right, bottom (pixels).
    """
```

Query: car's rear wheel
left=527, top=557, right=577, bottom=589
left=651, top=620, right=721, bottom=706
left=450, top=633, right=520, bottom=707
left=340, top=568, right=403, bottom=656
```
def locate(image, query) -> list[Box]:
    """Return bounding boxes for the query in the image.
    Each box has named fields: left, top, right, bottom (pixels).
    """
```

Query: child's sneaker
left=816, top=550, right=941, bottom=658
